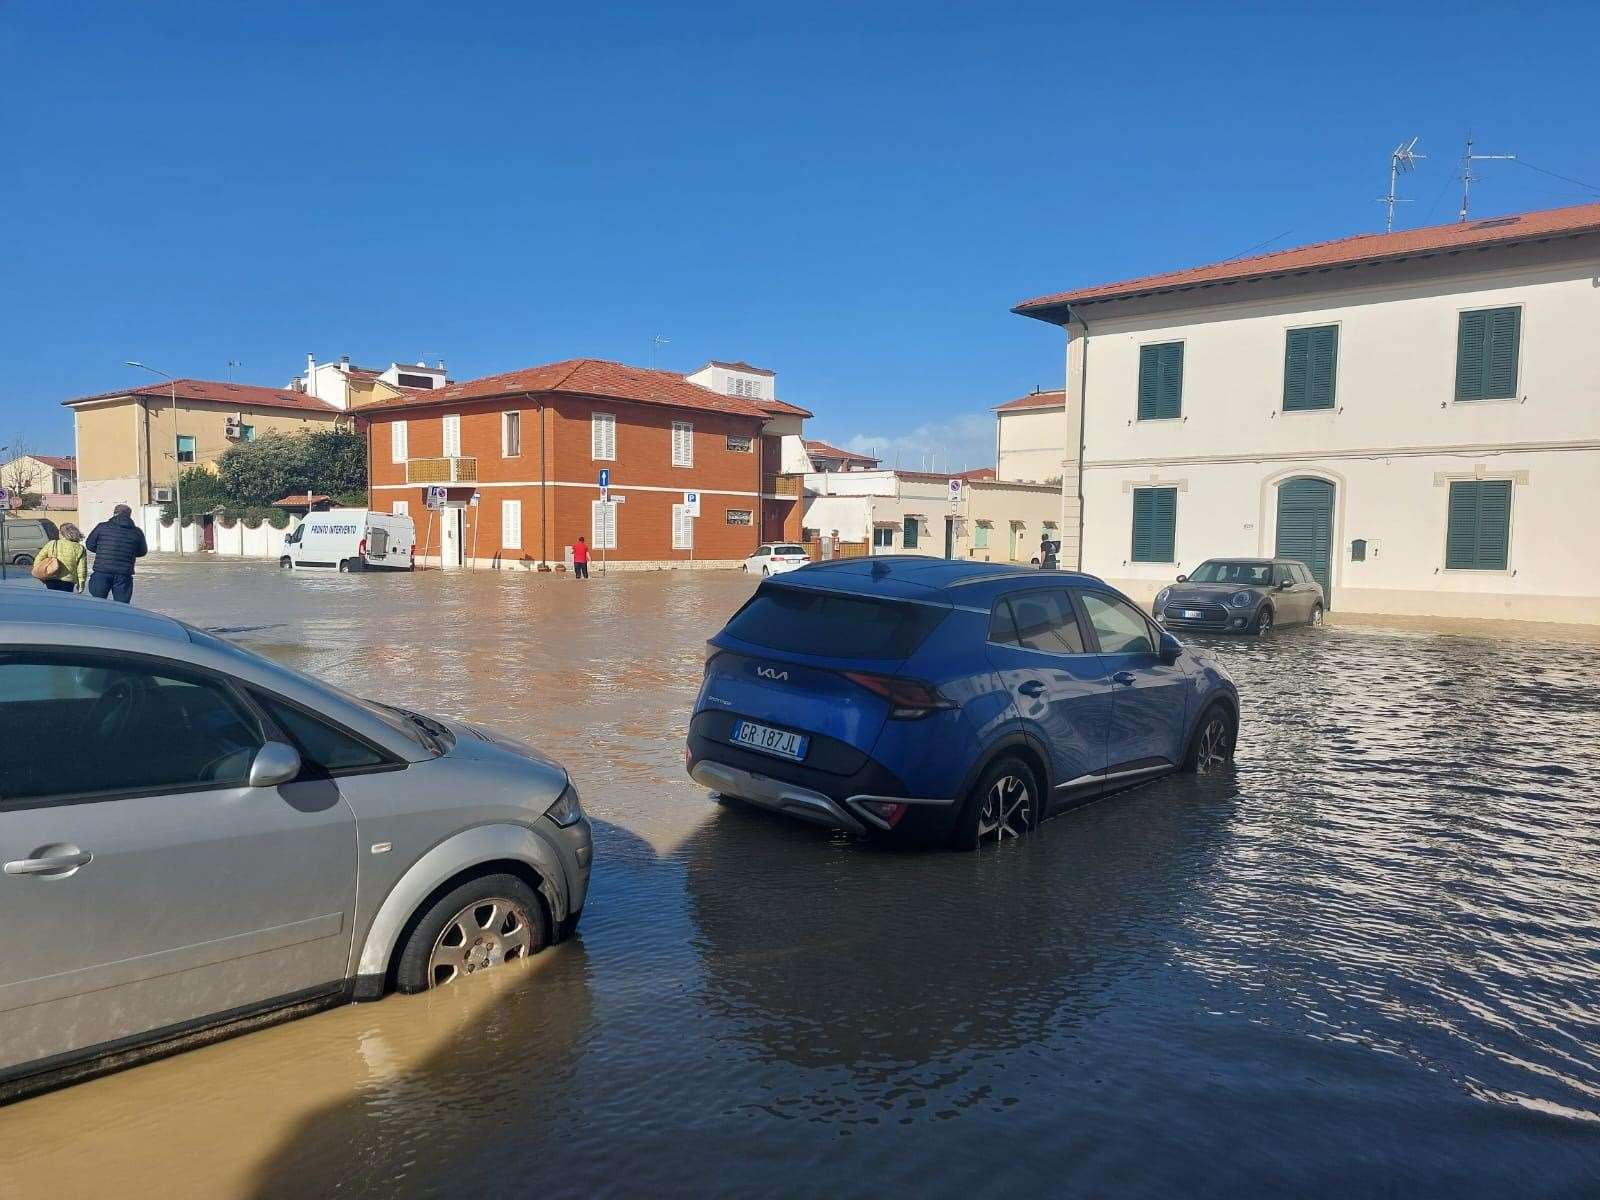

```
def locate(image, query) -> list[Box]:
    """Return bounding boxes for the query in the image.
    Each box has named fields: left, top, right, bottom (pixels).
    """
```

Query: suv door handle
left=4, top=852, right=93, bottom=876
left=1111, top=671, right=1136, bottom=686
left=1017, top=680, right=1046, bottom=697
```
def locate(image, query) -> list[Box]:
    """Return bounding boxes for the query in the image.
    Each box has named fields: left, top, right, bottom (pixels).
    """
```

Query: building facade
left=364, top=358, right=793, bottom=569
left=1015, top=202, right=1600, bottom=625
left=290, top=355, right=451, bottom=410
left=63, top=380, right=347, bottom=531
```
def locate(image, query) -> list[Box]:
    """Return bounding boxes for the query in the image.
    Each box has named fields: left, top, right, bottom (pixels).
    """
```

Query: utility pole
left=1378, top=137, right=1424, bottom=233
left=125, top=361, right=183, bottom=555
left=1459, top=132, right=1516, bottom=222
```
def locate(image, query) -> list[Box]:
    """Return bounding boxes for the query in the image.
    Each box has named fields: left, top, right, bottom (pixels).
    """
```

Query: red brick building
left=363, top=358, right=808, bottom=567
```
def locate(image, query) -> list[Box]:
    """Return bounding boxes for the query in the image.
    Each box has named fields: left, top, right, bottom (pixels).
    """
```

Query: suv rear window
left=726, top=586, right=946, bottom=659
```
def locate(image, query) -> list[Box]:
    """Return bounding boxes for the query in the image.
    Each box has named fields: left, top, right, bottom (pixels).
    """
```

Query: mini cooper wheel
left=394, top=872, right=549, bottom=993
left=952, top=756, right=1037, bottom=850
left=1252, top=606, right=1274, bottom=636
left=1309, top=604, right=1324, bottom=627
left=1183, top=705, right=1237, bottom=774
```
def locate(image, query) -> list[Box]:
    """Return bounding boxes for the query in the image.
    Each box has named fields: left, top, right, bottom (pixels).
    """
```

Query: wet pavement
left=5, top=560, right=1600, bottom=1198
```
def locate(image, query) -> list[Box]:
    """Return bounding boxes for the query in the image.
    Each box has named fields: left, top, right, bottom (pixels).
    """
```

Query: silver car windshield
left=1190, top=561, right=1274, bottom=585
left=183, top=625, right=438, bottom=753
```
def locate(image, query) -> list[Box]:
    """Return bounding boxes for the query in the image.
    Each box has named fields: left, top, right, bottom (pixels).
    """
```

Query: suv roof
left=777, top=557, right=1103, bottom=602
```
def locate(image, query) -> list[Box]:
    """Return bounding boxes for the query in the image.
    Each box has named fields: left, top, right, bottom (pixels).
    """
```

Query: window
left=176, top=434, right=197, bottom=464
left=592, top=412, right=616, bottom=461
left=725, top=508, right=753, bottom=526
left=591, top=498, right=617, bottom=549
left=974, top=522, right=990, bottom=550
left=239, top=424, right=257, bottom=442
left=725, top=591, right=947, bottom=659
left=0, top=653, right=264, bottom=805
left=990, top=592, right=1086, bottom=654
left=1130, top=487, right=1177, bottom=562
left=1284, top=325, right=1338, bottom=411
left=873, top=526, right=895, bottom=549
left=396, top=372, right=434, bottom=389
left=1350, top=538, right=1367, bottom=563
left=391, top=420, right=408, bottom=464
left=392, top=500, right=409, bottom=517
left=1445, top=479, right=1512, bottom=570
left=1079, top=592, right=1156, bottom=656
left=442, top=414, right=461, bottom=458
left=1190, top=560, right=1272, bottom=585
left=672, top=421, right=694, bottom=467
left=1137, top=342, right=1184, bottom=420
left=672, top=503, right=693, bottom=550
left=726, top=434, right=753, bottom=453
left=1456, top=307, right=1521, bottom=401
left=253, top=692, right=386, bottom=774
left=502, top=499, right=522, bottom=550
left=502, top=411, right=521, bottom=457
left=902, top=516, right=919, bottom=549
left=727, top=377, right=763, bottom=399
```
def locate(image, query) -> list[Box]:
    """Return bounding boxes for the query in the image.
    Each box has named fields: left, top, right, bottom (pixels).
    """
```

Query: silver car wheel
left=1196, top=715, right=1232, bottom=774
left=1309, top=605, right=1324, bottom=626
left=1254, top=608, right=1273, bottom=636
left=427, top=897, right=534, bottom=987
left=976, top=773, right=1033, bottom=842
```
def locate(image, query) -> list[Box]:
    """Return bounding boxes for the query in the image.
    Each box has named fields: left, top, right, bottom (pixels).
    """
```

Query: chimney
left=437, top=359, right=445, bottom=372
left=307, top=354, right=317, bottom=400
left=339, top=354, right=349, bottom=371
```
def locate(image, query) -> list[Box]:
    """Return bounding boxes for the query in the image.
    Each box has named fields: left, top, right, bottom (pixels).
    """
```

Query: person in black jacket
left=85, top=504, right=148, bottom=603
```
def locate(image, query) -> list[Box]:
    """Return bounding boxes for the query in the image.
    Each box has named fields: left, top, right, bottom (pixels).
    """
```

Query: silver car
left=0, top=589, right=592, bottom=1101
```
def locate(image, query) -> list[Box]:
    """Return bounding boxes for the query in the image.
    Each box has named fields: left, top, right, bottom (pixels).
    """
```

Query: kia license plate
left=732, top=720, right=808, bottom=762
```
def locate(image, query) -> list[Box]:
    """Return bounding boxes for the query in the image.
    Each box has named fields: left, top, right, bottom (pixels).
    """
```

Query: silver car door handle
left=4, top=852, right=93, bottom=876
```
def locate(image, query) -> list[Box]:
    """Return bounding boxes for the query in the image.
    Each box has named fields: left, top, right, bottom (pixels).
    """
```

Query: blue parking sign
left=598, top=468, right=610, bottom=489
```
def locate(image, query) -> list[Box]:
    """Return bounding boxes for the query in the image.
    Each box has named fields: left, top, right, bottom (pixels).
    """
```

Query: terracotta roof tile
left=995, top=390, right=1065, bottom=412
left=1015, top=201, right=1600, bottom=316
left=756, top=397, right=813, bottom=417
left=804, top=439, right=879, bottom=464
left=361, top=358, right=772, bottom=420
left=63, top=378, right=342, bottom=414
left=704, top=359, right=775, bottom=377
left=31, top=454, right=77, bottom=470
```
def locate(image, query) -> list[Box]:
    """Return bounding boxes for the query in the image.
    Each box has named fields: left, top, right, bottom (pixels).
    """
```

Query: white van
left=280, top=509, right=415, bottom=572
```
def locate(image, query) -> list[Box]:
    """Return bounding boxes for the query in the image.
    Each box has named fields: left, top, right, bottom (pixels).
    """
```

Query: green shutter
left=1131, top=487, right=1176, bottom=562
left=1446, top=480, right=1512, bottom=570
left=1283, top=328, right=1310, bottom=410
left=1138, top=343, right=1183, bottom=420
left=1456, top=307, right=1519, bottom=401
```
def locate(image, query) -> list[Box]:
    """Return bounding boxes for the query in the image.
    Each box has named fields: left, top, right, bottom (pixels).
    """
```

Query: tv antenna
left=1378, top=137, right=1424, bottom=233
left=227, top=359, right=243, bottom=379
left=649, top=334, right=670, bottom=370
left=1458, top=132, right=1516, bottom=222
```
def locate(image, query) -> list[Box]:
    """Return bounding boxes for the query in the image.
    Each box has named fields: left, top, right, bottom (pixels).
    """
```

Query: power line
left=1226, top=229, right=1296, bottom=261
left=1512, top=158, right=1600, bottom=196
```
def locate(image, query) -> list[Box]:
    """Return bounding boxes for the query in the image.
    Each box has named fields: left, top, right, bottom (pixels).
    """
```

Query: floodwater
left=5, top=560, right=1600, bottom=1198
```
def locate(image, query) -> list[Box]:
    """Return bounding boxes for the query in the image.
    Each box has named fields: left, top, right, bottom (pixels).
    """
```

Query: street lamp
left=125, top=361, right=183, bottom=555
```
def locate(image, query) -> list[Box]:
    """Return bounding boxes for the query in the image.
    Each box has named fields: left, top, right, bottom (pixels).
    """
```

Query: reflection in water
left=5, top=561, right=1599, bottom=1197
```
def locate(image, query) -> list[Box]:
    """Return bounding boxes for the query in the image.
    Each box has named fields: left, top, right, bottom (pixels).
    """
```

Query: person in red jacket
left=572, top=535, right=590, bottom=580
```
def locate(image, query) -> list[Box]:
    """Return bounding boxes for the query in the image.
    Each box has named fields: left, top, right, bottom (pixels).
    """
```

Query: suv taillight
left=841, top=671, right=953, bottom=719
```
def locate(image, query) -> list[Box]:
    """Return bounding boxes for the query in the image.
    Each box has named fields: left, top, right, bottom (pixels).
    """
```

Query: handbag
left=31, top=540, right=61, bottom=581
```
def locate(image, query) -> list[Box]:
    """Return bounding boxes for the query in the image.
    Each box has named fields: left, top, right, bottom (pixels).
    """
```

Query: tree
left=214, top=426, right=368, bottom=508
left=160, top=467, right=233, bottom=521
left=1, top=434, right=44, bottom=497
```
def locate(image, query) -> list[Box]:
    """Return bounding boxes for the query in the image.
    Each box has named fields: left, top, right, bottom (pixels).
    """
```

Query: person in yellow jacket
left=35, top=522, right=88, bottom=593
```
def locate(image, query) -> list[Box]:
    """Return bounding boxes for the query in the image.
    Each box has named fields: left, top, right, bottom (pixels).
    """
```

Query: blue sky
left=2, top=1, right=1596, bottom=469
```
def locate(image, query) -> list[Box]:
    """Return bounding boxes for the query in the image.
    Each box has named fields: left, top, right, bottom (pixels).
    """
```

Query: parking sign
left=683, top=490, right=700, bottom=517
left=425, top=485, right=447, bottom=510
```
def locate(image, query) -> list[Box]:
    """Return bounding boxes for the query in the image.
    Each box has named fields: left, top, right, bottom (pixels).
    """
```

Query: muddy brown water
left=5, top=560, right=1599, bottom=1198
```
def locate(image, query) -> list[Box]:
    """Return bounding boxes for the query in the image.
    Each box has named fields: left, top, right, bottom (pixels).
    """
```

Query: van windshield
left=725, top=586, right=946, bottom=660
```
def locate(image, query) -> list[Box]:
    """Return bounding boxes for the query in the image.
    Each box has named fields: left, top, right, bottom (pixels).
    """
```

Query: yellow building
left=63, top=379, right=348, bottom=530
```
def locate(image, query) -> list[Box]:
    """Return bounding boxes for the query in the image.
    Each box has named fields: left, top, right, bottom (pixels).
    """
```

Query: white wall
left=1071, top=250, right=1600, bottom=623
left=78, top=478, right=142, bottom=532
left=996, top=406, right=1067, bottom=483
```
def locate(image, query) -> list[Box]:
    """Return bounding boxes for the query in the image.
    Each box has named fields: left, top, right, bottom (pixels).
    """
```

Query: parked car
left=0, top=590, right=591, bottom=1101
left=0, top=517, right=57, bottom=567
left=280, top=508, right=415, bottom=572
left=1153, top=558, right=1325, bottom=635
left=742, top=543, right=812, bottom=576
left=687, top=557, right=1238, bottom=849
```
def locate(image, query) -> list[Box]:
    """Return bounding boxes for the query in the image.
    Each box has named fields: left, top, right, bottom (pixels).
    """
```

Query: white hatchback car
left=742, top=543, right=811, bottom=576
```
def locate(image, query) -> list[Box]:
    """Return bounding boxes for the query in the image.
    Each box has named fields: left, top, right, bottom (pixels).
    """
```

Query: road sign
left=598, top=468, right=610, bottom=489
left=0, top=488, right=9, bottom=507
left=425, top=485, right=447, bottom=510
left=683, top=490, right=701, bottom=517
left=600, top=486, right=609, bottom=503
left=948, top=478, right=964, bottom=505
left=469, top=490, right=481, bottom=507
left=607, top=494, right=625, bottom=504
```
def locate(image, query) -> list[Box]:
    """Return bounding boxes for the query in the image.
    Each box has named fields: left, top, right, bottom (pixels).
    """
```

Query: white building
left=290, top=355, right=450, bottom=409
left=1015, top=201, right=1600, bottom=625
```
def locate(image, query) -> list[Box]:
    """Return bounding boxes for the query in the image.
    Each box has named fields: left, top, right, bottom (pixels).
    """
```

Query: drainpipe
left=1065, top=304, right=1090, bottom=573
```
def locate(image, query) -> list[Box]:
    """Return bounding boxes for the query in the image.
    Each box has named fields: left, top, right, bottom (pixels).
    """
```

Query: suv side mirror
left=1158, top=631, right=1182, bottom=664
left=1174, top=574, right=1188, bottom=583
left=249, top=741, right=302, bottom=788
left=1276, top=579, right=1292, bottom=590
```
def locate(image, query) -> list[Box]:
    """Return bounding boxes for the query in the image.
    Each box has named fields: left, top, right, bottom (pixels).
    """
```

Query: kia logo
left=756, top=666, right=789, bottom=682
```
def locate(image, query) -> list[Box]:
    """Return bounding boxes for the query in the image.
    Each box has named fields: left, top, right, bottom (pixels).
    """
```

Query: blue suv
left=687, top=557, right=1239, bottom=849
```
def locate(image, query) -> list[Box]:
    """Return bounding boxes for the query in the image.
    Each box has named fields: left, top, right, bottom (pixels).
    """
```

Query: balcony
left=407, top=456, right=478, bottom=484
left=763, top=473, right=802, bottom=497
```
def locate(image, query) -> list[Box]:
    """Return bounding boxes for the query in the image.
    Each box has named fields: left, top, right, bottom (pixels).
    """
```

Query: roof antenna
left=1459, top=132, right=1516, bottom=222
left=649, top=334, right=669, bottom=370
left=227, top=359, right=243, bottom=380
left=1378, top=137, right=1424, bottom=233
